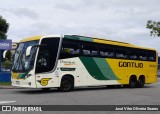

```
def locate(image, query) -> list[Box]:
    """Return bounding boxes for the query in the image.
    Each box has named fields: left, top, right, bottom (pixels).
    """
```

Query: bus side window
left=82, top=42, right=98, bottom=57
left=130, top=55, right=137, bottom=59
left=115, top=48, right=128, bottom=59
left=138, top=51, right=148, bottom=61
left=99, top=46, right=114, bottom=58
left=91, top=50, right=98, bottom=56
left=100, top=51, right=105, bottom=57
left=83, top=50, right=90, bottom=56
left=148, top=51, right=156, bottom=61
left=129, top=50, right=138, bottom=60
left=60, top=39, right=80, bottom=59
left=71, top=49, right=80, bottom=55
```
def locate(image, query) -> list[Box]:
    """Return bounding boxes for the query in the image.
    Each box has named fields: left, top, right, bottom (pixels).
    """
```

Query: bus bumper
left=12, top=79, right=37, bottom=88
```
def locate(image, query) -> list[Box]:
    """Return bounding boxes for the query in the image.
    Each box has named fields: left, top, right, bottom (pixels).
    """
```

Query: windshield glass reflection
left=12, top=40, right=39, bottom=72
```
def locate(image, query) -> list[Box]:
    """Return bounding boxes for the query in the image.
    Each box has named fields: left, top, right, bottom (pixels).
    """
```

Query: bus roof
left=20, top=35, right=62, bottom=42
left=19, top=35, right=156, bottom=51
left=20, top=36, right=42, bottom=42
left=64, top=35, right=156, bottom=51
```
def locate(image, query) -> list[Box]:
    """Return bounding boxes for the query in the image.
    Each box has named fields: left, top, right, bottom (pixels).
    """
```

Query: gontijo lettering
left=119, top=61, right=143, bottom=68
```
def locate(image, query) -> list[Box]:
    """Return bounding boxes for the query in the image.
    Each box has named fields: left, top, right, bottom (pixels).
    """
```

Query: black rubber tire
left=137, top=77, right=145, bottom=88
left=59, top=77, right=74, bottom=92
left=129, top=78, right=137, bottom=88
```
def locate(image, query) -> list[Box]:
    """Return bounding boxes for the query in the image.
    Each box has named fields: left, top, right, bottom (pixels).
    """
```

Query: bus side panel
left=58, top=57, right=157, bottom=87
left=79, top=57, right=120, bottom=86
left=106, top=58, right=157, bottom=84
left=58, top=58, right=82, bottom=87
left=58, top=57, right=120, bottom=87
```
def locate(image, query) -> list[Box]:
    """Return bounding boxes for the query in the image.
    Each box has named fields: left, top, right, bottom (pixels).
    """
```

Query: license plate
left=16, top=81, right=20, bottom=85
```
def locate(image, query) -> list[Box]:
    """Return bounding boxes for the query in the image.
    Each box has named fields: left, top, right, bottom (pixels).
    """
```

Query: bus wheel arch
left=137, top=75, right=145, bottom=88
left=129, top=75, right=137, bottom=88
left=59, top=74, right=74, bottom=92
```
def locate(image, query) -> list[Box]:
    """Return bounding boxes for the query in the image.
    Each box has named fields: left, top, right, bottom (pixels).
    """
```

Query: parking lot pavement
left=0, top=79, right=160, bottom=105
left=0, top=79, right=160, bottom=114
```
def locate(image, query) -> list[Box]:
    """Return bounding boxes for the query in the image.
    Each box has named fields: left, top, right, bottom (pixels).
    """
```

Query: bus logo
left=38, top=78, right=52, bottom=86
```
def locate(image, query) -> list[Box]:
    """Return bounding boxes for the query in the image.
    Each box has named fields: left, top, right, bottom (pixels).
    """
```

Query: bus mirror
left=26, top=46, right=32, bottom=57
left=26, top=44, right=46, bottom=56
left=3, top=50, right=8, bottom=58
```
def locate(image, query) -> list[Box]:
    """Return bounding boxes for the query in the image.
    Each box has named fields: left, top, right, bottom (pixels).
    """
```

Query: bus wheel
left=137, top=76, right=145, bottom=88
left=41, top=88, right=51, bottom=91
left=129, top=76, right=137, bottom=88
left=59, top=76, right=74, bottom=92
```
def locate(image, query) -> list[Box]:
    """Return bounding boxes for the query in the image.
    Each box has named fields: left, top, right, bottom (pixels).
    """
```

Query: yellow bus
left=11, top=35, right=158, bottom=91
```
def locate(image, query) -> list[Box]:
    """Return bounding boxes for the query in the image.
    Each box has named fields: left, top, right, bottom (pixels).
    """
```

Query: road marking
left=0, top=101, right=16, bottom=104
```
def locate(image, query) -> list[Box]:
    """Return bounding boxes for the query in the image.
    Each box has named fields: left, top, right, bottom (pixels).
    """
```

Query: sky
left=1, top=0, right=160, bottom=54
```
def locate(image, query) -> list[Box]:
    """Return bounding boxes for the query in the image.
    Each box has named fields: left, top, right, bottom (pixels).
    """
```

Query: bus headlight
left=25, top=74, right=32, bottom=79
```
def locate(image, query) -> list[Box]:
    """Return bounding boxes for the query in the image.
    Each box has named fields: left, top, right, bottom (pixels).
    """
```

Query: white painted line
left=0, top=101, right=16, bottom=104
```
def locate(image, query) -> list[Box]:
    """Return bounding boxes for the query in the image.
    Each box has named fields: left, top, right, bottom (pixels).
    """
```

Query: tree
left=0, top=31, right=7, bottom=39
left=146, top=20, right=160, bottom=37
left=0, top=16, right=10, bottom=65
left=5, top=50, right=12, bottom=61
left=2, top=60, right=12, bottom=70
left=0, top=15, right=9, bottom=39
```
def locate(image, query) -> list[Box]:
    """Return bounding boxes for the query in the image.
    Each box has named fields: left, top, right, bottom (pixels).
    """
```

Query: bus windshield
left=12, top=40, right=39, bottom=72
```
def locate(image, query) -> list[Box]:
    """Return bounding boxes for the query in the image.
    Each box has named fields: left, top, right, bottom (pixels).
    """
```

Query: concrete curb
left=0, top=85, right=22, bottom=89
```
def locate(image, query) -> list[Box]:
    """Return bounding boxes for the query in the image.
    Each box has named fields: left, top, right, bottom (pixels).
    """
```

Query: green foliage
left=146, top=20, right=160, bottom=37
left=2, top=60, right=12, bottom=70
left=5, top=50, right=12, bottom=61
left=0, top=16, right=9, bottom=33
left=0, top=15, right=9, bottom=39
left=0, top=31, right=7, bottom=39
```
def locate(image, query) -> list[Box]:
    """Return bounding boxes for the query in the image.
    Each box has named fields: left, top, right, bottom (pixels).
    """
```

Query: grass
left=0, top=82, right=11, bottom=86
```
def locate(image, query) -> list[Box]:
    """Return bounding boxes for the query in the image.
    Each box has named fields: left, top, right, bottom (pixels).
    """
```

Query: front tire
left=59, top=77, right=74, bottom=92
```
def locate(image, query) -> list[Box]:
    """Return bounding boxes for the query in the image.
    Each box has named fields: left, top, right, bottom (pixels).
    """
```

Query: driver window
left=37, top=49, right=50, bottom=67
left=36, top=48, right=50, bottom=73
left=35, top=38, right=60, bottom=73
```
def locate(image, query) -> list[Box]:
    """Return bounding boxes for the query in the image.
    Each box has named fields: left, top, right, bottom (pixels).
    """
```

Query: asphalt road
left=0, top=79, right=160, bottom=114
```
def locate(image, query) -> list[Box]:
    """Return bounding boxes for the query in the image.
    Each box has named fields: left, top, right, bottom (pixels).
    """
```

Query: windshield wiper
left=29, top=47, right=37, bottom=69
left=19, top=52, right=25, bottom=71
left=12, top=50, right=21, bottom=71
left=12, top=50, right=25, bottom=72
